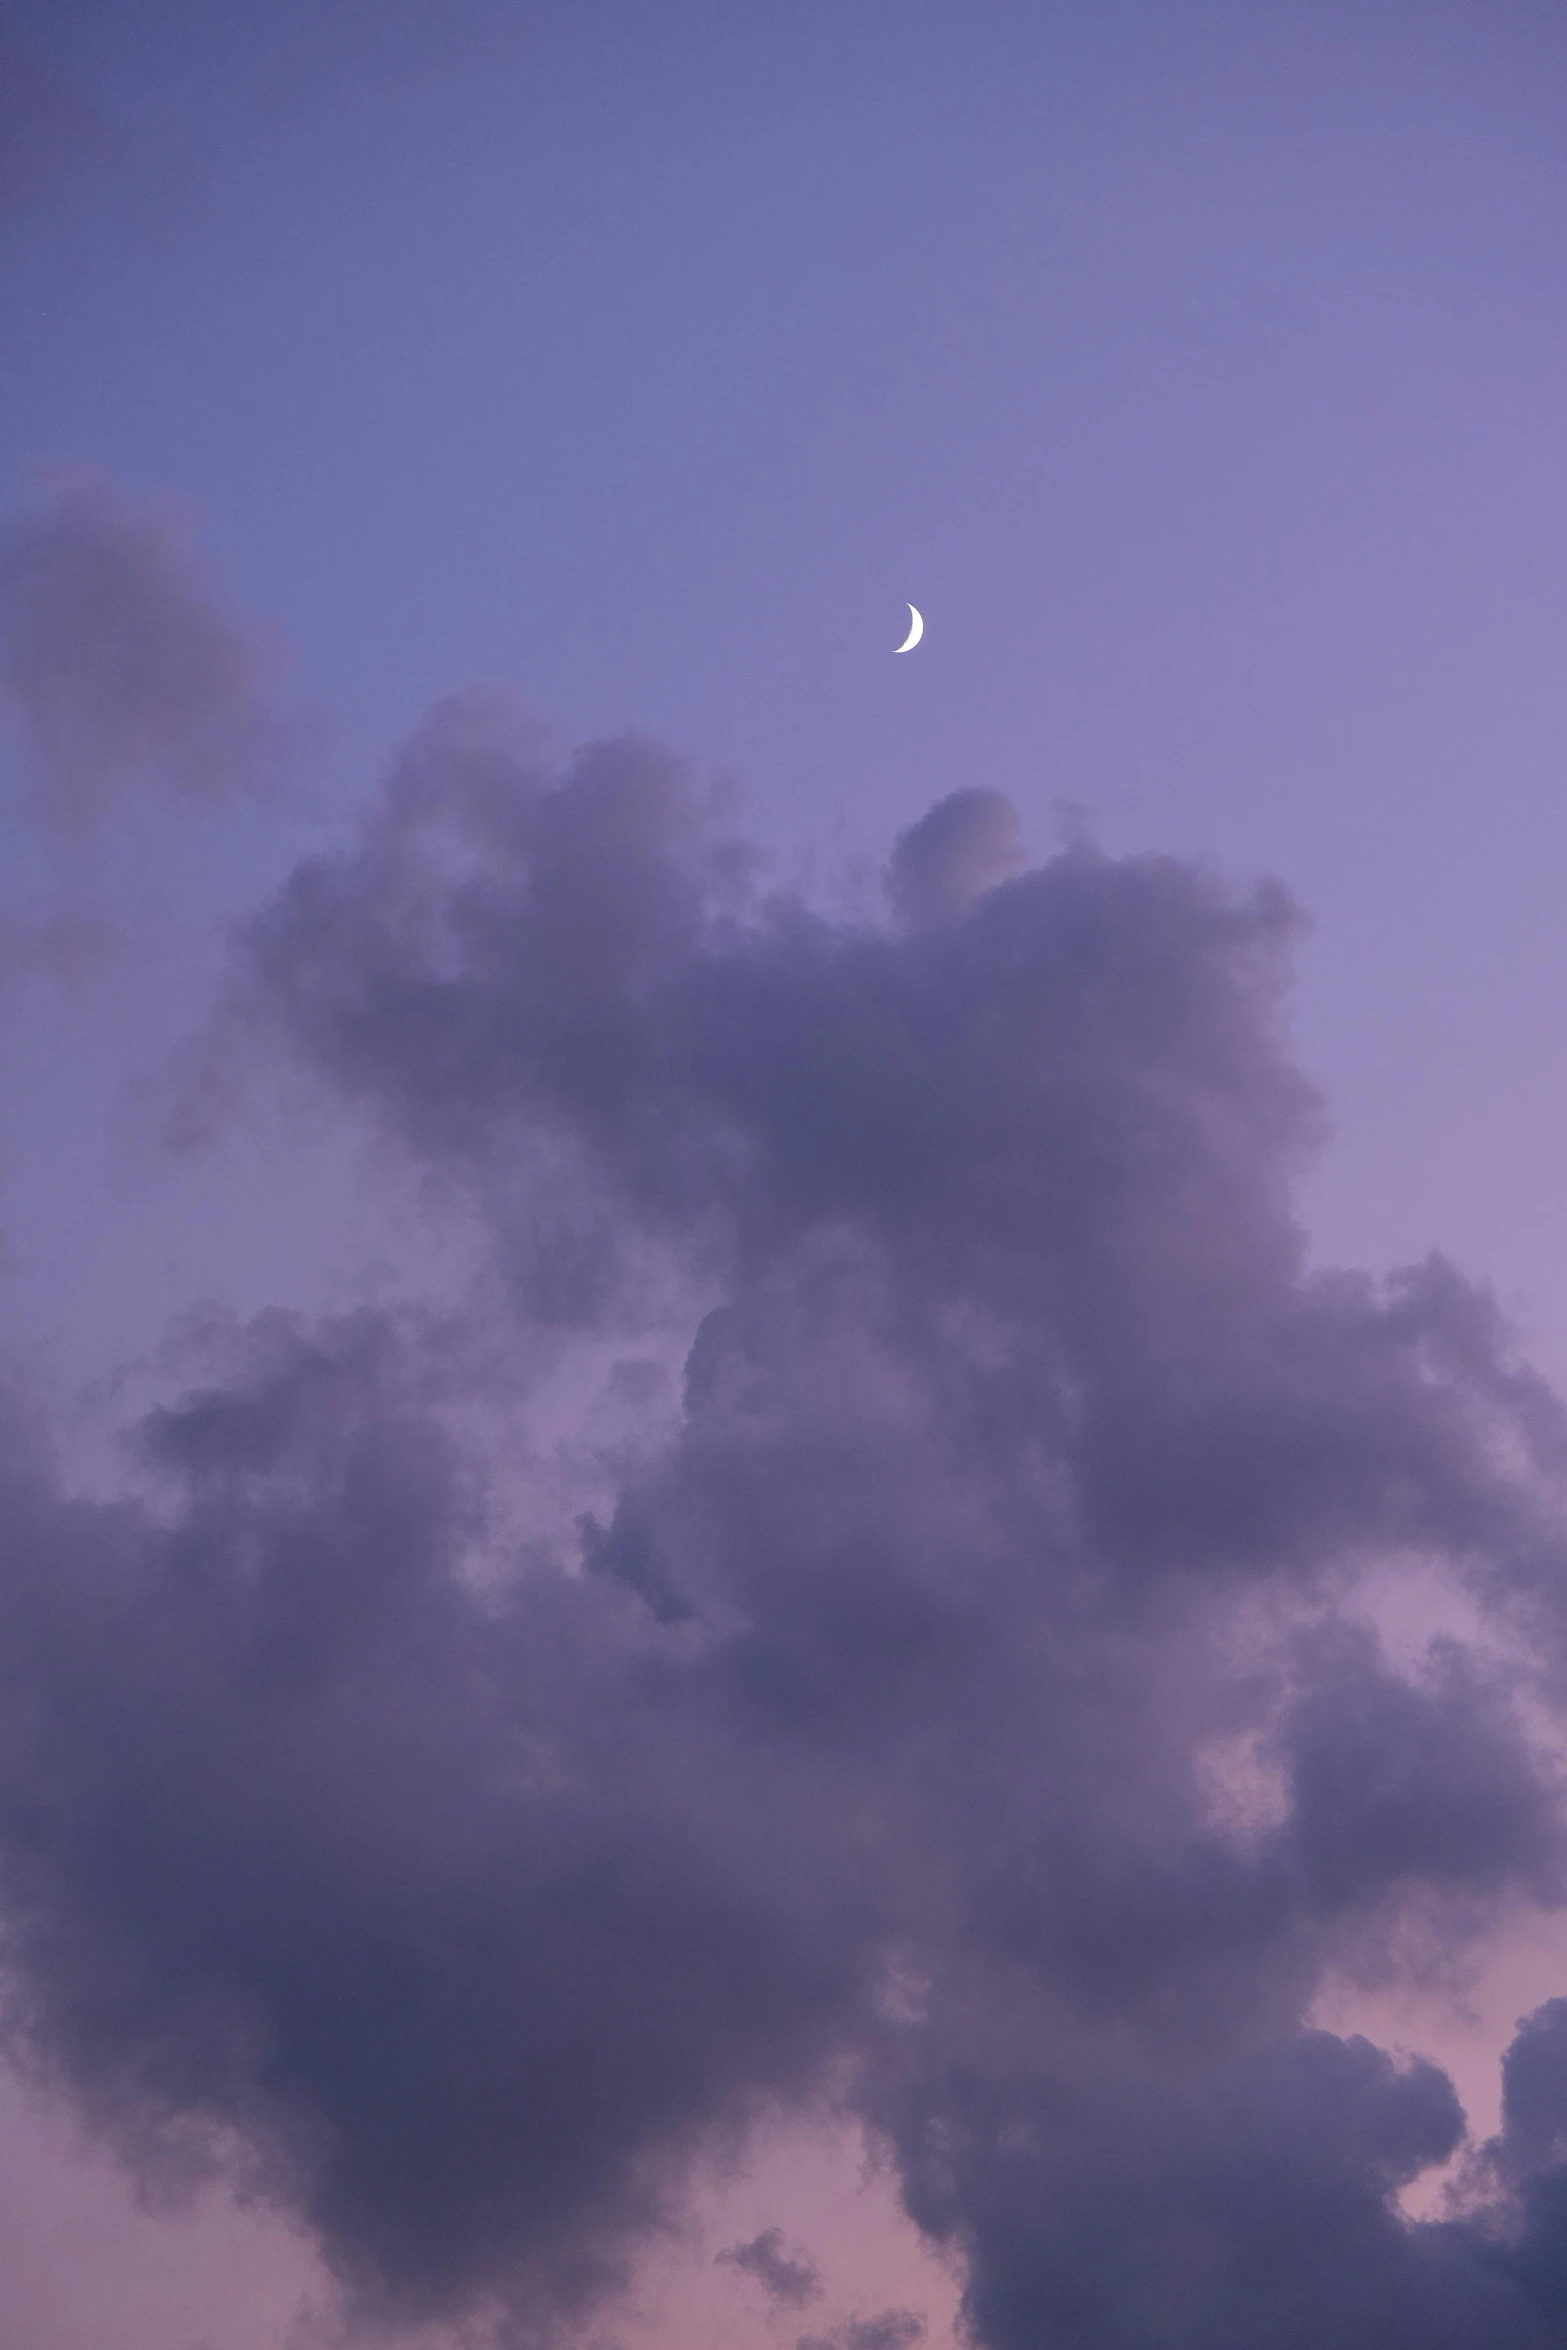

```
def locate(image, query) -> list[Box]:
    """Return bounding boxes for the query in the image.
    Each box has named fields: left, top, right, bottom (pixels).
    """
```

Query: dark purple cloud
left=0, top=1309, right=876, bottom=2327
left=800, top=2311, right=926, bottom=2350
left=0, top=479, right=287, bottom=832
left=3, top=704, right=1567, bottom=2342
left=717, top=2225, right=823, bottom=2307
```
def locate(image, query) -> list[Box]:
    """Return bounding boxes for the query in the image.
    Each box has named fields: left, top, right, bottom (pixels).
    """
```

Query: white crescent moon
left=894, top=603, right=924, bottom=654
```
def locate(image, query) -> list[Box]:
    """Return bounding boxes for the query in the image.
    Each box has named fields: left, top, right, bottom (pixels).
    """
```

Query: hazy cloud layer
left=5, top=706, right=1567, bottom=2342
left=0, top=479, right=286, bottom=831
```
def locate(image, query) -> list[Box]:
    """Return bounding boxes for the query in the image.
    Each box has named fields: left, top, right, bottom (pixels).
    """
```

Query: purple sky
left=5, top=6, right=1567, bottom=2347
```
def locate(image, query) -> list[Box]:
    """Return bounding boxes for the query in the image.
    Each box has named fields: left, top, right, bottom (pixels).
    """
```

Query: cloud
left=716, top=2225, right=822, bottom=2306
left=800, top=2312, right=925, bottom=2350
left=0, top=478, right=289, bottom=832
left=884, top=787, right=1024, bottom=931
left=0, top=1307, right=877, bottom=2331
left=845, top=2317, right=926, bottom=2350
left=4, top=713, right=1567, bottom=2341
left=879, top=2032, right=1498, bottom=2350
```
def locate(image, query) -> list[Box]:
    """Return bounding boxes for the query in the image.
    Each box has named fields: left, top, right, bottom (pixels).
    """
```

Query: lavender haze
left=3, top=6, right=1567, bottom=2349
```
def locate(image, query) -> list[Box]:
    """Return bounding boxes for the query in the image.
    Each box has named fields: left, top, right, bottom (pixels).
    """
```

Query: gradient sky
left=5, top=6, right=1567, bottom=2348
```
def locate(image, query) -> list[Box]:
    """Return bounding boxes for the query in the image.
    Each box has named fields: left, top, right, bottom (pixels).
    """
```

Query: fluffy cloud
left=3, top=705, right=1567, bottom=2342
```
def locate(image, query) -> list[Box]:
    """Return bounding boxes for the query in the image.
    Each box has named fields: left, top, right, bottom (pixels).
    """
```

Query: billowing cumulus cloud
left=0, top=478, right=287, bottom=831
left=4, top=698, right=1567, bottom=2342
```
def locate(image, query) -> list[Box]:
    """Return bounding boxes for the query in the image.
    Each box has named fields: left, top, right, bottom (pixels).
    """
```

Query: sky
left=4, top=4, right=1567, bottom=2346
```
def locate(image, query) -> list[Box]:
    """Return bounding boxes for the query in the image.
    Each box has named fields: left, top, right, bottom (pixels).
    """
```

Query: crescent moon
left=894, top=603, right=924, bottom=654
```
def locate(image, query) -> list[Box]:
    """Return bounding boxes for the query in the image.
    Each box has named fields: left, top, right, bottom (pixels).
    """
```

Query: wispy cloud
left=717, top=2225, right=823, bottom=2308
left=0, top=477, right=292, bottom=835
